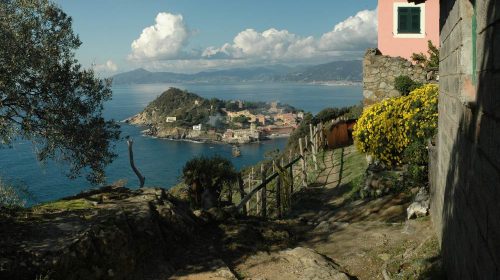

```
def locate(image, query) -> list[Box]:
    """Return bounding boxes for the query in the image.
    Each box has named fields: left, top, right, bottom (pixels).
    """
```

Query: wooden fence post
left=309, top=123, right=314, bottom=148
left=309, top=124, right=318, bottom=171
left=237, top=174, right=247, bottom=216
left=288, top=151, right=294, bottom=195
left=317, top=123, right=322, bottom=149
left=276, top=160, right=282, bottom=219
left=320, top=122, right=325, bottom=148
left=247, top=168, right=260, bottom=215
left=299, top=137, right=308, bottom=188
left=260, top=164, right=267, bottom=218
left=288, top=154, right=294, bottom=196
left=227, top=181, right=233, bottom=204
left=304, top=135, right=309, bottom=170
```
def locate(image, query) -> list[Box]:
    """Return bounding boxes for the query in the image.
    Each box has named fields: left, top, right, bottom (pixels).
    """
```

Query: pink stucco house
left=378, top=0, right=439, bottom=60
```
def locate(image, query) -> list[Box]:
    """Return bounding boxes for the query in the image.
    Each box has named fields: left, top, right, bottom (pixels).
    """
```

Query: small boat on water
left=232, top=145, right=241, bottom=157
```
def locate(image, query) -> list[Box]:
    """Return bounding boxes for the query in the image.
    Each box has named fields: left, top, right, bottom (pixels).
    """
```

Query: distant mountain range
left=111, top=60, right=362, bottom=85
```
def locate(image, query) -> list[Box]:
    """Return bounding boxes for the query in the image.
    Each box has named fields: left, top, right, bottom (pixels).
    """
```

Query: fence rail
left=236, top=155, right=302, bottom=214
left=231, top=119, right=336, bottom=218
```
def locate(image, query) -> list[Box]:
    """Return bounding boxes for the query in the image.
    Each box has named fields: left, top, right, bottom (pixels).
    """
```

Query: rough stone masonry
left=362, top=48, right=436, bottom=106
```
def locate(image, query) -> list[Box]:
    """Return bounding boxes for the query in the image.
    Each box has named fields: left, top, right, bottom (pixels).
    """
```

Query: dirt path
left=282, top=147, right=442, bottom=279
left=169, top=146, right=443, bottom=280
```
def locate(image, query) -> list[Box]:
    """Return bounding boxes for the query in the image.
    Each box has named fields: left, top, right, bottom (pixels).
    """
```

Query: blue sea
left=0, top=82, right=362, bottom=204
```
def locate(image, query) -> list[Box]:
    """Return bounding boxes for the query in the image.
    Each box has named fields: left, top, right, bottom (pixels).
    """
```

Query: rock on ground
left=407, top=188, right=430, bottom=219
left=169, top=259, right=238, bottom=280
left=235, top=247, right=350, bottom=280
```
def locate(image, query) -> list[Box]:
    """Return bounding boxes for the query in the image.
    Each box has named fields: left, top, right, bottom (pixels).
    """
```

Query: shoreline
left=141, top=130, right=290, bottom=145
left=125, top=122, right=291, bottom=146
left=308, top=80, right=362, bottom=86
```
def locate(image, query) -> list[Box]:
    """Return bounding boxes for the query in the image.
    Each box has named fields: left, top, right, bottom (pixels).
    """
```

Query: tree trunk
left=127, top=138, right=145, bottom=188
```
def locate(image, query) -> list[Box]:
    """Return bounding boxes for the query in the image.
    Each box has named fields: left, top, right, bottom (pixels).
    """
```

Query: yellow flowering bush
left=353, top=84, right=438, bottom=165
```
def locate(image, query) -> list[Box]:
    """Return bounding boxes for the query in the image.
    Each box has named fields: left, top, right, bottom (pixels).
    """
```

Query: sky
left=54, top=0, right=378, bottom=75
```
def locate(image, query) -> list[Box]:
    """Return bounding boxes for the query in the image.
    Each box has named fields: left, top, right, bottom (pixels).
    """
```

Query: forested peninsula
left=126, top=88, right=304, bottom=144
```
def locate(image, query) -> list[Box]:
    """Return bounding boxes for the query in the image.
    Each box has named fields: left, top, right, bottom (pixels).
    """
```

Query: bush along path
left=170, top=145, right=444, bottom=280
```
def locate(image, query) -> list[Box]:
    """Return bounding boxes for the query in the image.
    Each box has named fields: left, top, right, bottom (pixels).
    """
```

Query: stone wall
left=362, top=48, right=434, bottom=106
left=431, top=0, right=500, bottom=278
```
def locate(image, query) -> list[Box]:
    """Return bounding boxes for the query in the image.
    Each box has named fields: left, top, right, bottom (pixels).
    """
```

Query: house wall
left=378, top=0, right=440, bottom=60
left=431, top=0, right=500, bottom=278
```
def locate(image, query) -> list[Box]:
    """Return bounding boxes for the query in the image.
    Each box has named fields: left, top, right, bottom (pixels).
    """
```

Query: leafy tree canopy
left=232, top=115, right=250, bottom=124
left=0, top=0, right=120, bottom=183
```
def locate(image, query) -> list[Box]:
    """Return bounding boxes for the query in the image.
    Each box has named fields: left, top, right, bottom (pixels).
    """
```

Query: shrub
left=343, top=103, right=364, bottom=119
left=406, top=164, right=428, bottom=186
left=394, top=75, right=423, bottom=96
left=403, top=141, right=428, bottom=166
left=353, top=84, right=438, bottom=166
left=314, top=107, right=350, bottom=124
left=0, top=179, right=28, bottom=208
left=411, top=40, right=440, bottom=69
left=182, top=155, right=237, bottom=209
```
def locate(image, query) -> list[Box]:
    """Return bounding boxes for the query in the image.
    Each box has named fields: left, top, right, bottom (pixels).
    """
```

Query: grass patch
left=338, top=146, right=368, bottom=201
left=33, top=198, right=94, bottom=212
left=341, top=146, right=368, bottom=183
left=386, top=236, right=444, bottom=279
left=342, top=174, right=366, bottom=201
left=305, top=150, right=328, bottom=183
left=168, top=182, right=190, bottom=201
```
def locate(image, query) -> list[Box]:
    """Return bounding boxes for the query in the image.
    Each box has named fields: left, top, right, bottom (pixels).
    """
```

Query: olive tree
left=0, top=0, right=120, bottom=183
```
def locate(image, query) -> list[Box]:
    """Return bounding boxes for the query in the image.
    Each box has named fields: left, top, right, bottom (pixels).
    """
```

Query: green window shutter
left=397, top=7, right=421, bottom=34
left=398, top=7, right=409, bottom=33
left=410, top=8, right=421, bottom=33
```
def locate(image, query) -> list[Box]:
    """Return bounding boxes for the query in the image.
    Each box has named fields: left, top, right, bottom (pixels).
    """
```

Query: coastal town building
left=223, top=130, right=234, bottom=139
left=261, top=125, right=295, bottom=136
left=273, top=113, right=298, bottom=126
left=378, top=0, right=439, bottom=60
left=255, top=114, right=266, bottom=125
left=363, top=0, right=440, bottom=106
left=222, top=127, right=261, bottom=144
left=268, top=101, right=284, bottom=114
left=226, top=110, right=255, bottom=122
left=192, top=124, right=202, bottom=131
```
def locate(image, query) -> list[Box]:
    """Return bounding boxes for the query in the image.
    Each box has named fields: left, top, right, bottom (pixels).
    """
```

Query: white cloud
left=318, top=9, right=378, bottom=52
left=129, top=12, right=190, bottom=60
left=201, top=9, right=377, bottom=63
left=202, top=28, right=316, bottom=61
left=127, top=9, right=377, bottom=71
left=94, top=60, right=118, bottom=73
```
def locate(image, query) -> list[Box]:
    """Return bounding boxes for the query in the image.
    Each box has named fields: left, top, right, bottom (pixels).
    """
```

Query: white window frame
left=393, top=2, right=426, bottom=38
